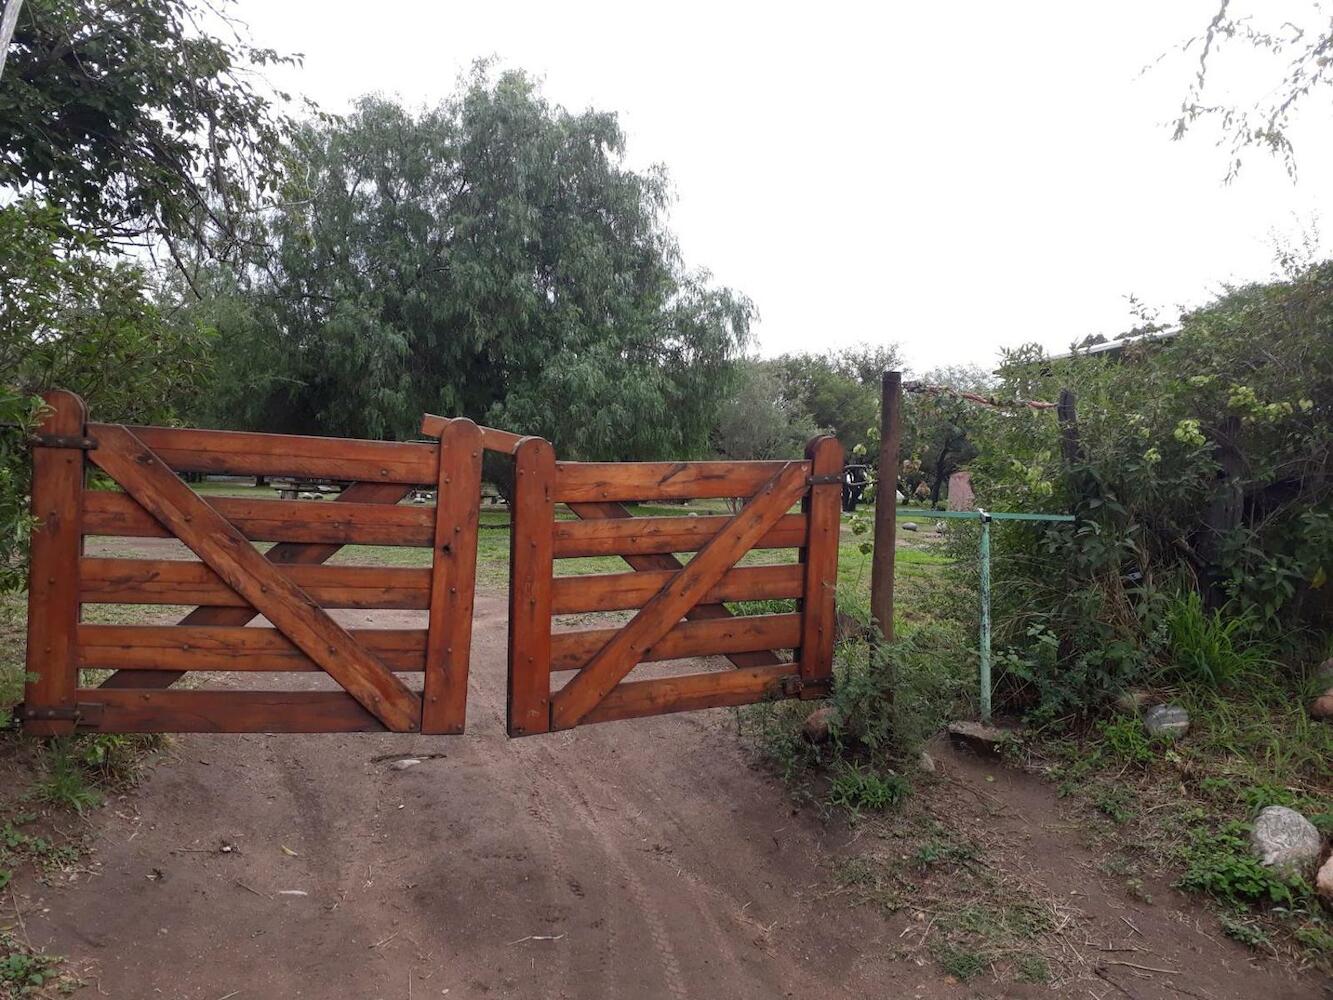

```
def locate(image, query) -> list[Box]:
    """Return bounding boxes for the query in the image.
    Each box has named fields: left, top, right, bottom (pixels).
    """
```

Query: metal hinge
left=30, top=434, right=97, bottom=450
left=807, top=473, right=844, bottom=486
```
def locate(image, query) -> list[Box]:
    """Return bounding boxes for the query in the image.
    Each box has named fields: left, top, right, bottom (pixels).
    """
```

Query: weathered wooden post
left=871, top=371, right=901, bottom=647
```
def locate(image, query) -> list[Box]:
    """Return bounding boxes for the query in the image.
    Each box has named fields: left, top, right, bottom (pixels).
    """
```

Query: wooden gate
left=22, top=391, right=484, bottom=735
left=504, top=433, right=844, bottom=735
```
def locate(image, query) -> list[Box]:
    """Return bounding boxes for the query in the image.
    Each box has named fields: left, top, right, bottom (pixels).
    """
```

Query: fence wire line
left=902, top=381, right=1058, bottom=412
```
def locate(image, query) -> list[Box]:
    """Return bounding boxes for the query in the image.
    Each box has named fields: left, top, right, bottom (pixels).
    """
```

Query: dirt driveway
left=14, top=593, right=1325, bottom=999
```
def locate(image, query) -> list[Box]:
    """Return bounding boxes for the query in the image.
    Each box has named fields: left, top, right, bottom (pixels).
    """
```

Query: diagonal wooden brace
left=564, top=501, right=785, bottom=669
left=550, top=461, right=810, bottom=730
left=90, top=424, right=422, bottom=731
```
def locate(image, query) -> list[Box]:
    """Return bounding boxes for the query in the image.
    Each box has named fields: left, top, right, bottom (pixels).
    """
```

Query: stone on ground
left=389, top=758, right=423, bottom=770
left=947, top=720, right=1016, bottom=755
left=1310, top=689, right=1333, bottom=721
left=1250, top=805, right=1322, bottom=876
left=802, top=706, right=835, bottom=744
left=917, top=750, right=937, bottom=773
left=900, top=521, right=918, bottom=532
left=1142, top=703, right=1190, bottom=738
left=1315, top=657, right=1333, bottom=687
left=1317, top=854, right=1333, bottom=903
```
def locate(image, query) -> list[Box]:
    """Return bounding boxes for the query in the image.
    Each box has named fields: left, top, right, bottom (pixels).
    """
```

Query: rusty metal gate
left=21, top=393, right=842, bottom=736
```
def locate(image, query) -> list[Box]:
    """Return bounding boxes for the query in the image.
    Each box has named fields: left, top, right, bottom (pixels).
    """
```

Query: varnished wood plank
left=552, top=512, right=806, bottom=558
left=507, top=437, right=556, bottom=736
left=24, top=390, right=87, bottom=735
left=549, top=614, right=800, bottom=672
left=799, top=435, right=843, bottom=695
left=79, top=625, right=428, bottom=672
left=550, top=563, right=803, bottom=614
left=78, top=689, right=388, bottom=733
left=95, top=423, right=439, bottom=484
left=554, top=460, right=807, bottom=502
left=563, top=500, right=785, bottom=669
left=577, top=665, right=799, bottom=725
left=422, top=419, right=483, bottom=733
left=84, top=491, right=435, bottom=547
left=420, top=413, right=523, bottom=455
left=98, top=481, right=413, bottom=690
left=80, top=558, right=432, bottom=609
left=89, top=425, right=422, bottom=731
left=551, top=462, right=809, bottom=729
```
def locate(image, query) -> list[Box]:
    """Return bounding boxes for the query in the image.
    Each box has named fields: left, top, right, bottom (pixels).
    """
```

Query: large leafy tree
left=712, top=360, right=821, bottom=462
left=0, top=0, right=297, bottom=253
left=764, top=344, right=900, bottom=457
left=200, top=69, right=753, bottom=459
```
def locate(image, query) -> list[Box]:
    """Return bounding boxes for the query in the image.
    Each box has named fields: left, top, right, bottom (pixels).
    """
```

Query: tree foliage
left=194, top=69, right=752, bottom=459
left=764, top=344, right=899, bottom=457
left=712, top=360, right=821, bottom=461
left=0, top=0, right=298, bottom=249
left=969, top=261, right=1333, bottom=718
left=1172, top=1, right=1333, bottom=180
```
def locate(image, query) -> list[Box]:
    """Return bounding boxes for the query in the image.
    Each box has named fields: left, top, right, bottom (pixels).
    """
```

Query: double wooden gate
left=22, top=392, right=842, bottom=736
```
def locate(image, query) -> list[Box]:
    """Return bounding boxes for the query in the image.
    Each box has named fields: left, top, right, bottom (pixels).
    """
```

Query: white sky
left=232, top=1, right=1333, bottom=372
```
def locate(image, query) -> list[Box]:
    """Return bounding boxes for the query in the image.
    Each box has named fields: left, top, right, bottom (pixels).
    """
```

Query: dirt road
left=16, top=593, right=1324, bottom=999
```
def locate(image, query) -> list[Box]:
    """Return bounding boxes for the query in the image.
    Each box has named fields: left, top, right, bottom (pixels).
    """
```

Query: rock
left=1250, top=806, right=1322, bottom=876
left=1317, top=854, right=1333, bottom=902
left=947, top=720, right=1016, bottom=755
left=1315, top=657, right=1333, bottom=687
left=1114, top=689, right=1152, bottom=713
left=389, top=758, right=422, bottom=771
left=917, top=750, right=937, bottom=774
left=900, top=521, right=918, bottom=532
left=1311, top=690, right=1333, bottom=721
left=1142, top=704, right=1190, bottom=739
left=802, top=706, right=835, bottom=744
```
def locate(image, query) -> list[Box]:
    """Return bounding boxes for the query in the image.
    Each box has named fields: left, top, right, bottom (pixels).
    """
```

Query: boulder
left=1143, top=704, right=1190, bottom=739
left=1250, top=806, right=1322, bottom=876
left=900, top=522, right=919, bottom=532
left=1311, top=690, right=1333, bottom=721
left=917, top=750, right=937, bottom=774
left=1317, top=854, right=1333, bottom=903
left=802, top=706, right=835, bottom=744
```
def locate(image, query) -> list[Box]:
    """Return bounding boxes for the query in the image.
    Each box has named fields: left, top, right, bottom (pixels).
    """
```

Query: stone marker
left=1250, top=805, right=1322, bottom=876
left=1142, top=704, right=1190, bottom=739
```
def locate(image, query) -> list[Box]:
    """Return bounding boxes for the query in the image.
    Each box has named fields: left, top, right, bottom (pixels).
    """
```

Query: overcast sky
left=233, top=1, right=1333, bottom=373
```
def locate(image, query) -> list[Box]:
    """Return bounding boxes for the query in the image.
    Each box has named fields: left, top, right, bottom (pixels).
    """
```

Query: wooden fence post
left=799, top=435, right=843, bottom=696
left=24, top=390, right=87, bottom=735
left=871, top=371, right=901, bottom=646
left=507, top=437, right=555, bottom=736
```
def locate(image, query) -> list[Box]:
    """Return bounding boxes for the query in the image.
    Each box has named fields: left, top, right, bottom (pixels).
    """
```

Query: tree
left=902, top=365, right=992, bottom=504
left=200, top=69, right=753, bottom=459
left=712, top=361, right=821, bottom=461
left=765, top=343, right=900, bottom=456
left=0, top=0, right=297, bottom=254
left=1172, top=1, right=1333, bottom=180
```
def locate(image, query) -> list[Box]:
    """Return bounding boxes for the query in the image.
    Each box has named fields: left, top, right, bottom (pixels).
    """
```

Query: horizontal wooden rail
left=80, top=558, right=431, bottom=609
left=72, top=689, right=388, bottom=733
left=550, top=563, right=803, bottom=614
left=93, top=423, right=439, bottom=484
left=78, top=625, right=428, bottom=672
left=554, top=461, right=808, bottom=503
left=552, top=513, right=807, bottom=558
left=419, top=413, right=523, bottom=455
left=576, top=664, right=800, bottom=725
left=84, top=492, right=435, bottom=547
left=549, top=613, right=799, bottom=672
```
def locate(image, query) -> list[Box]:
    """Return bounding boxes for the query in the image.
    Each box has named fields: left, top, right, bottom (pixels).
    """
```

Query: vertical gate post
left=871, top=371, right=902, bottom=645
left=423, top=418, right=484, bottom=734
left=507, top=437, right=555, bottom=736
left=798, top=435, right=843, bottom=697
left=24, top=390, right=87, bottom=735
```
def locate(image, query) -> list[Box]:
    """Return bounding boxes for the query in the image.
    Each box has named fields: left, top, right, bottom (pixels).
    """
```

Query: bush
left=1162, top=592, right=1276, bottom=688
